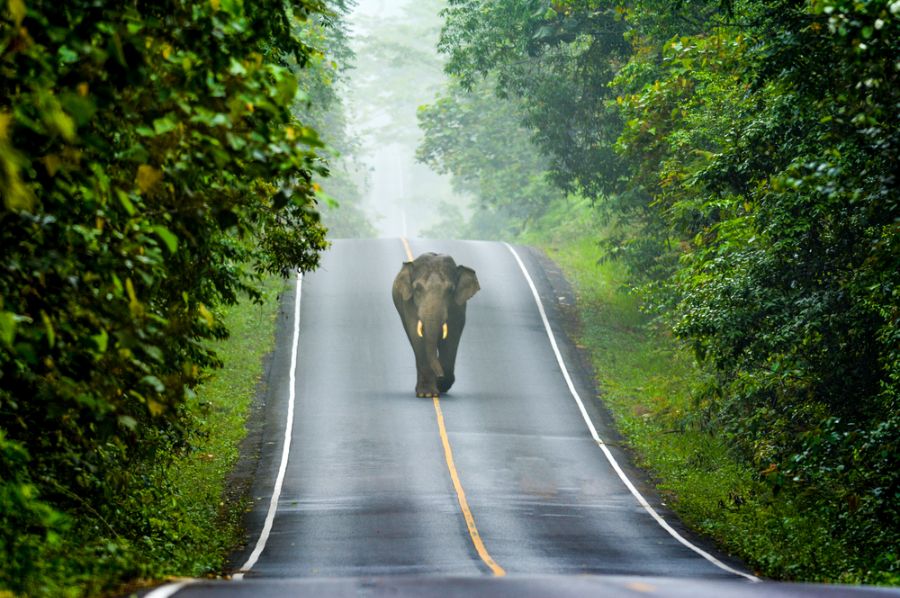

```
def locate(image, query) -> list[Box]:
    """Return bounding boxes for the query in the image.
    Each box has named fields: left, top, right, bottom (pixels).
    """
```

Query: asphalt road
left=146, top=239, right=899, bottom=598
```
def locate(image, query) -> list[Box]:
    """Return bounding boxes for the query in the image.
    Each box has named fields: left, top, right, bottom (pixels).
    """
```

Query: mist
left=341, top=0, right=468, bottom=238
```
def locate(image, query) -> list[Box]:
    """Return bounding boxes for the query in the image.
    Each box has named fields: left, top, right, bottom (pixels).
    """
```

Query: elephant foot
left=415, top=384, right=439, bottom=398
left=437, top=374, right=455, bottom=393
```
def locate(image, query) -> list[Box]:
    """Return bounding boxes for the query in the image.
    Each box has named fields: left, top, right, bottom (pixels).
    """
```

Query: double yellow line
left=401, top=238, right=506, bottom=577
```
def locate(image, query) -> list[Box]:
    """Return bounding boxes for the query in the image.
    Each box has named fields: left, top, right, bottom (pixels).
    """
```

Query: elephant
left=392, top=252, right=480, bottom=398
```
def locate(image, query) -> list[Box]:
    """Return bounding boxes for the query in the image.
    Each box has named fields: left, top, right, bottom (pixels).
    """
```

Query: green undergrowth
left=70, top=276, right=284, bottom=598
left=520, top=198, right=894, bottom=584
left=142, top=276, right=287, bottom=586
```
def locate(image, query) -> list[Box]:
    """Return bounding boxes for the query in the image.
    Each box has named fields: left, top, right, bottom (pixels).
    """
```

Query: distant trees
left=426, top=0, right=899, bottom=581
left=298, top=0, right=376, bottom=238
left=439, top=0, right=631, bottom=200
left=0, top=0, right=334, bottom=592
left=417, top=78, right=562, bottom=237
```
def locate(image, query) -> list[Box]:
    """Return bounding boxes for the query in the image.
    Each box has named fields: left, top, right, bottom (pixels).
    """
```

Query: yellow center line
left=433, top=397, right=507, bottom=576
left=400, top=237, right=506, bottom=577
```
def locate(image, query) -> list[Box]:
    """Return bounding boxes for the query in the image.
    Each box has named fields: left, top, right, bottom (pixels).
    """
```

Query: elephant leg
left=408, top=326, right=439, bottom=398
left=437, top=337, right=459, bottom=393
left=437, top=309, right=466, bottom=393
left=415, top=347, right=439, bottom=397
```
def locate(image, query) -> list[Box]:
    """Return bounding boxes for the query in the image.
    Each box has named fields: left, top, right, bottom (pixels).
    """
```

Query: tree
left=0, top=0, right=330, bottom=592
left=417, top=77, right=562, bottom=237
left=439, top=0, right=631, bottom=200
left=297, top=0, right=376, bottom=238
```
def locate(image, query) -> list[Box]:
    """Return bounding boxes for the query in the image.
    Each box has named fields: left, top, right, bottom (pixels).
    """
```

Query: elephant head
left=392, top=253, right=479, bottom=397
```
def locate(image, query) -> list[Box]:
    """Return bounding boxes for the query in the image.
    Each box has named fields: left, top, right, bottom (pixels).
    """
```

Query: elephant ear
left=394, top=262, right=414, bottom=301
left=454, top=265, right=480, bottom=305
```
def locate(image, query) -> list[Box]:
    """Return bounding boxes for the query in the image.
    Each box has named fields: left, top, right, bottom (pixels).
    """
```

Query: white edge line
left=503, top=242, right=760, bottom=583
left=233, top=270, right=303, bottom=581
left=144, top=579, right=198, bottom=598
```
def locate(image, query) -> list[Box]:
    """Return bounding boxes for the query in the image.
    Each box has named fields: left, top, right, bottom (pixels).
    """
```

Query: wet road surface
left=145, top=239, right=898, bottom=597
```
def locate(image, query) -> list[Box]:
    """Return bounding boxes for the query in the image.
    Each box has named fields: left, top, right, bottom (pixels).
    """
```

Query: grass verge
left=163, top=276, right=286, bottom=572
left=520, top=198, right=894, bottom=584
left=111, top=276, right=287, bottom=596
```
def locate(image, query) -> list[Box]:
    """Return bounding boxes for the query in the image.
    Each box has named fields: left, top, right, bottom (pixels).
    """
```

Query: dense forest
left=420, top=0, right=898, bottom=583
left=0, top=0, right=358, bottom=594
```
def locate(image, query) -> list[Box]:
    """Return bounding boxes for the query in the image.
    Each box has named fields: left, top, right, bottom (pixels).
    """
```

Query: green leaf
left=91, top=329, right=109, bottom=353
left=0, top=311, right=17, bottom=347
left=8, top=0, right=26, bottom=26
left=141, top=375, right=165, bottom=393
left=150, top=225, right=179, bottom=253
left=228, top=57, right=247, bottom=76
left=48, top=108, right=76, bottom=141
left=152, top=114, right=178, bottom=135
left=40, top=311, right=55, bottom=348
left=116, top=190, right=137, bottom=215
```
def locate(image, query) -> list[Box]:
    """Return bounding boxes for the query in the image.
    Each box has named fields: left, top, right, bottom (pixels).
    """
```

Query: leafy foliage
left=440, top=0, right=631, bottom=199
left=297, top=0, right=376, bottom=238
left=430, top=0, right=900, bottom=582
left=0, top=0, right=333, bottom=593
left=661, top=0, right=900, bottom=579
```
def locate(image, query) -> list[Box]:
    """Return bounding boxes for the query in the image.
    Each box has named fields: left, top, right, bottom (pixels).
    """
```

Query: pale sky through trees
left=344, top=0, right=469, bottom=238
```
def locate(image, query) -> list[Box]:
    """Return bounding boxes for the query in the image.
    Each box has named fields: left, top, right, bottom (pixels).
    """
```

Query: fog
left=342, top=0, right=468, bottom=238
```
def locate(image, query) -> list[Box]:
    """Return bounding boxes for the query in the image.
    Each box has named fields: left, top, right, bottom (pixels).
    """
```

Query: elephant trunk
left=419, top=317, right=445, bottom=381
left=430, top=355, right=444, bottom=379
left=424, top=327, right=444, bottom=380
left=418, top=290, right=448, bottom=384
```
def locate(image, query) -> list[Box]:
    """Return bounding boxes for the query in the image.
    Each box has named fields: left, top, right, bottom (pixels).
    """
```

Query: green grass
left=159, top=276, right=287, bottom=578
left=520, top=199, right=893, bottom=584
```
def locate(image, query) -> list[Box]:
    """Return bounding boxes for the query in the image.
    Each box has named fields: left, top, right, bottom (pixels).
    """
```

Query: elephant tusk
left=417, top=320, right=424, bottom=337
left=442, top=323, right=448, bottom=339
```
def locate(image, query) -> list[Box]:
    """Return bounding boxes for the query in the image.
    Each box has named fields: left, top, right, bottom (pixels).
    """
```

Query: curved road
left=147, top=239, right=898, bottom=597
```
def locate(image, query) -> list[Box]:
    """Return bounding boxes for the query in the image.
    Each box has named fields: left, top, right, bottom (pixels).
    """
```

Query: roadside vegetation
left=420, top=0, right=899, bottom=584
left=123, top=276, right=285, bottom=596
left=0, top=0, right=361, bottom=594
left=521, top=198, right=896, bottom=583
